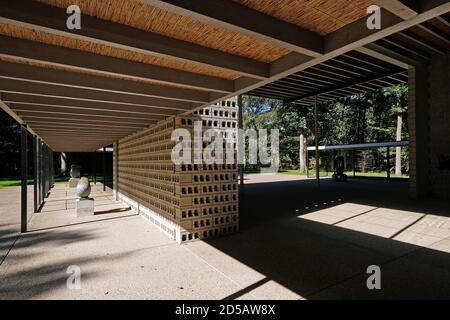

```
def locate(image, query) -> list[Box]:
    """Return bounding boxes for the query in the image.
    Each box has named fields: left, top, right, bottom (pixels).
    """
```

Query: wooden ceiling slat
left=0, top=60, right=211, bottom=104
left=0, top=35, right=235, bottom=93
left=1, top=94, right=180, bottom=116
left=141, top=0, right=323, bottom=57
left=0, top=78, right=195, bottom=111
left=1, top=0, right=270, bottom=79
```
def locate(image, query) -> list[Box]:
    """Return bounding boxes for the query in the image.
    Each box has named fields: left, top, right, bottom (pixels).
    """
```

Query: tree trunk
left=299, top=134, right=306, bottom=172
left=395, top=112, right=402, bottom=176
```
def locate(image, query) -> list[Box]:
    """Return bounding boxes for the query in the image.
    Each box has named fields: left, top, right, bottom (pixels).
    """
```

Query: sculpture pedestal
left=76, top=198, right=94, bottom=217
left=68, top=178, right=80, bottom=188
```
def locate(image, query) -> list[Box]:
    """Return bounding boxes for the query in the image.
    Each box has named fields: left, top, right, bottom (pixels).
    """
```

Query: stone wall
left=409, top=53, right=450, bottom=199
left=428, top=53, right=450, bottom=199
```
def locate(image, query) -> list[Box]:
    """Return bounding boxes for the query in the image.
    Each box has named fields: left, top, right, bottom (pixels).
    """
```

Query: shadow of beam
left=29, top=213, right=139, bottom=233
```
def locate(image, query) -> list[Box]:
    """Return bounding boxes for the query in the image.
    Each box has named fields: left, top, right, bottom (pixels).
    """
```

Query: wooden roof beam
left=0, top=35, right=234, bottom=94
left=0, top=78, right=196, bottom=112
left=11, top=104, right=166, bottom=121
left=375, top=0, right=421, bottom=19
left=228, top=2, right=449, bottom=110
left=376, top=0, right=450, bottom=19
left=1, top=94, right=180, bottom=117
left=0, top=61, right=211, bottom=104
left=0, top=0, right=269, bottom=79
left=141, top=0, right=324, bottom=57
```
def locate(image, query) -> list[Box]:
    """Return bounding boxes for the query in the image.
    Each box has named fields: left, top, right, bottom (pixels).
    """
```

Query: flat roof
left=0, top=0, right=448, bottom=151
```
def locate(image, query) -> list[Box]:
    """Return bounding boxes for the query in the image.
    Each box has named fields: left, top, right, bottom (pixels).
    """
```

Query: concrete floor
left=0, top=185, right=34, bottom=265
left=1, top=176, right=450, bottom=299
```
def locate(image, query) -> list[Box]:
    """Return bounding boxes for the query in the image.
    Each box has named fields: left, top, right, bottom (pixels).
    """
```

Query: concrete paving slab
left=2, top=177, right=450, bottom=300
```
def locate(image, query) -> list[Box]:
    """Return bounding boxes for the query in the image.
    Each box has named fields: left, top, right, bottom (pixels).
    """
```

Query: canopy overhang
left=0, top=0, right=448, bottom=152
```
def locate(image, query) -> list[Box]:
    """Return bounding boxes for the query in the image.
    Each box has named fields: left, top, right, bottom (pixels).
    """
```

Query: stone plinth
left=76, top=198, right=94, bottom=217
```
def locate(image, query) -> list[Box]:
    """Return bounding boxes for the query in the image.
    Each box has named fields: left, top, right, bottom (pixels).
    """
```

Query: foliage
left=241, top=84, right=409, bottom=173
left=0, top=110, right=22, bottom=178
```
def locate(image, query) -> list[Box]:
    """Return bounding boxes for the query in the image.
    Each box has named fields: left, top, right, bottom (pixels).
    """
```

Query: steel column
left=93, top=151, right=97, bottom=184
left=387, top=147, right=391, bottom=180
left=33, top=135, right=37, bottom=213
left=238, top=95, right=244, bottom=188
left=20, top=125, right=28, bottom=233
left=103, top=147, right=106, bottom=191
left=314, top=96, right=320, bottom=186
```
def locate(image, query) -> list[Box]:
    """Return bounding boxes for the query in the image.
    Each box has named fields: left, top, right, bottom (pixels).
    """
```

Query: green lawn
left=276, top=170, right=409, bottom=180
left=345, top=171, right=409, bottom=180
left=278, top=170, right=329, bottom=177
left=0, top=179, right=34, bottom=188
left=0, top=176, right=79, bottom=189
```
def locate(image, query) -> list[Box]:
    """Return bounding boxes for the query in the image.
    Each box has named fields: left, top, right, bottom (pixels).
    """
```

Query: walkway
left=1, top=176, right=450, bottom=299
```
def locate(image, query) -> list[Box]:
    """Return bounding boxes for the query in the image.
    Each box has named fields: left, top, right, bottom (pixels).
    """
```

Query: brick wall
left=113, top=98, right=239, bottom=243
left=428, top=53, right=450, bottom=199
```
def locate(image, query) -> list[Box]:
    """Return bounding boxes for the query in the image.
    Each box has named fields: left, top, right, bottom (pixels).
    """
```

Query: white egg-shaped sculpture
left=76, top=177, right=91, bottom=198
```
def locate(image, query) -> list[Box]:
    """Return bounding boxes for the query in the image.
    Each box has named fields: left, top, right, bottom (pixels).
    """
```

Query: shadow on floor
left=0, top=226, right=139, bottom=299
left=206, top=178, right=450, bottom=299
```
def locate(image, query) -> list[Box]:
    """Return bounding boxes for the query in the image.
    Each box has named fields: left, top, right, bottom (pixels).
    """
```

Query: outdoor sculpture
left=332, top=155, right=348, bottom=182
left=68, top=164, right=81, bottom=188
left=76, top=177, right=91, bottom=198
left=70, top=164, right=81, bottom=178
left=75, top=177, right=94, bottom=217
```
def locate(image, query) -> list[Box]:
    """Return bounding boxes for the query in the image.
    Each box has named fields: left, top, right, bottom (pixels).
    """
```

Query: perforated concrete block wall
left=115, top=98, right=239, bottom=243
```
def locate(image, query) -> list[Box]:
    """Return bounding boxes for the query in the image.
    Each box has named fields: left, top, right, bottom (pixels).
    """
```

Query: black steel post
left=45, top=144, right=49, bottom=196
left=387, top=147, right=391, bottom=180
left=103, top=147, right=106, bottom=191
left=314, top=96, right=320, bottom=186
left=333, top=149, right=337, bottom=173
left=51, top=150, right=54, bottom=186
left=93, top=151, right=97, bottom=184
left=39, top=140, right=43, bottom=205
left=37, top=139, right=40, bottom=207
left=238, top=95, right=244, bottom=188
left=33, top=135, right=38, bottom=213
left=20, top=125, right=28, bottom=233
left=306, top=150, right=309, bottom=178
left=42, top=144, right=47, bottom=195
left=353, top=149, right=356, bottom=177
